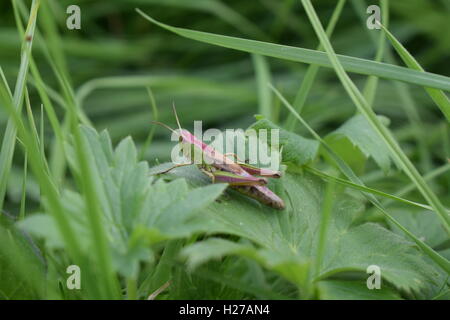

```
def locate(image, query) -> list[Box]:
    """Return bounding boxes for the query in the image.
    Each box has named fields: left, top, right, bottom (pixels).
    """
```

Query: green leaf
left=136, top=10, right=450, bottom=92
left=270, top=83, right=450, bottom=274
left=21, top=126, right=226, bottom=278
left=323, top=135, right=367, bottom=174
left=387, top=207, right=448, bottom=249
left=249, top=118, right=319, bottom=167
left=177, top=168, right=438, bottom=294
left=317, top=280, right=402, bottom=300
left=319, top=222, right=436, bottom=292
left=326, top=114, right=393, bottom=173
left=18, top=214, right=64, bottom=249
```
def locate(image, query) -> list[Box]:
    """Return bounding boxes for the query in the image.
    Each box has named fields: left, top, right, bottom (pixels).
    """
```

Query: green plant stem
left=314, top=179, right=335, bottom=278
left=19, top=153, right=27, bottom=221
left=362, top=0, right=388, bottom=105
left=139, top=87, right=159, bottom=160
left=127, top=278, right=138, bottom=300
left=252, top=54, right=273, bottom=121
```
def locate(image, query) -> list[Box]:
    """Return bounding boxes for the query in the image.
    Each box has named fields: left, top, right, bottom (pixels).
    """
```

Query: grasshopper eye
left=178, top=136, right=183, bottom=143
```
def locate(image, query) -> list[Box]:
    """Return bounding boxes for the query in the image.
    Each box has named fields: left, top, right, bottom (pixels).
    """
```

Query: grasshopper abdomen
left=234, top=185, right=285, bottom=210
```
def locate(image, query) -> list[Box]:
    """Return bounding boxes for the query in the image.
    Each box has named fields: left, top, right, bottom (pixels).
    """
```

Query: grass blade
left=139, top=87, right=159, bottom=160
left=0, top=76, right=84, bottom=272
left=305, top=166, right=438, bottom=213
left=136, top=9, right=450, bottom=92
left=379, top=22, right=450, bottom=122
left=362, top=0, right=388, bottom=105
left=314, top=179, right=335, bottom=278
left=12, top=0, right=67, bottom=184
left=351, top=0, right=432, bottom=172
left=14, top=0, right=121, bottom=298
left=286, top=0, right=346, bottom=130
left=252, top=54, right=273, bottom=120
left=0, top=0, right=39, bottom=211
left=300, top=0, right=450, bottom=234
left=19, top=152, right=27, bottom=221
left=270, top=84, right=450, bottom=274
left=381, top=163, right=450, bottom=208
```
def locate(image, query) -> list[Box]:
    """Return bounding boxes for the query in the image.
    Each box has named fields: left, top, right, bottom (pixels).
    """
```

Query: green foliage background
left=0, top=0, right=449, bottom=300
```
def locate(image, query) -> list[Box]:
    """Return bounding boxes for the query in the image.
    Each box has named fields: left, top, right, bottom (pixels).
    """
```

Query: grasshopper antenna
left=172, top=103, right=182, bottom=132
left=150, top=121, right=177, bottom=134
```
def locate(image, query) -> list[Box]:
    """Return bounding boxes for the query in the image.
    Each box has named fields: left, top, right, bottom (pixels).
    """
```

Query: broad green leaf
left=270, top=83, right=450, bottom=274
left=21, top=126, right=226, bottom=278
left=18, top=214, right=64, bottom=249
left=136, top=10, right=450, bottom=92
left=249, top=118, right=319, bottom=167
left=317, top=280, right=402, bottom=300
left=326, top=114, right=393, bottom=173
left=323, top=135, right=367, bottom=174
left=387, top=207, right=448, bottom=249
left=182, top=237, right=310, bottom=290
left=175, top=167, right=438, bottom=294
left=319, top=222, right=435, bottom=292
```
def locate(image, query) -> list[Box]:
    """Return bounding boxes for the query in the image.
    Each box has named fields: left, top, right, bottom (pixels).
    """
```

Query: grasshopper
left=152, top=107, right=285, bottom=210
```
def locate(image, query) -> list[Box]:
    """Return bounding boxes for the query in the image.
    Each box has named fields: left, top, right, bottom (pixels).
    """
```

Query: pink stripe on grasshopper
left=154, top=110, right=285, bottom=210
left=179, top=129, right=253, bottom=175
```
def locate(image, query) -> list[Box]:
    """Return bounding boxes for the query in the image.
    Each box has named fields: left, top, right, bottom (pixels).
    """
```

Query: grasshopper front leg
left=200, top=167, right=216, bottom=183
left=157, top=162, right=193, bottom=174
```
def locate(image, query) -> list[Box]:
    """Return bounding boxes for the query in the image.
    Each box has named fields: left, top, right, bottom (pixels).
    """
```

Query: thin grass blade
left=379, top=22, right=450, bottom=122
left=271, top=84, right=450, bottom=274
left=300, top=0, right=450, bottom=234
left=136, top=9, right=450, bottom=92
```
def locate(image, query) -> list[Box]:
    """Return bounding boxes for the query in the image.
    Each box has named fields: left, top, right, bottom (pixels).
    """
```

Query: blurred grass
left=0, top=0, right=449, bottom=300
